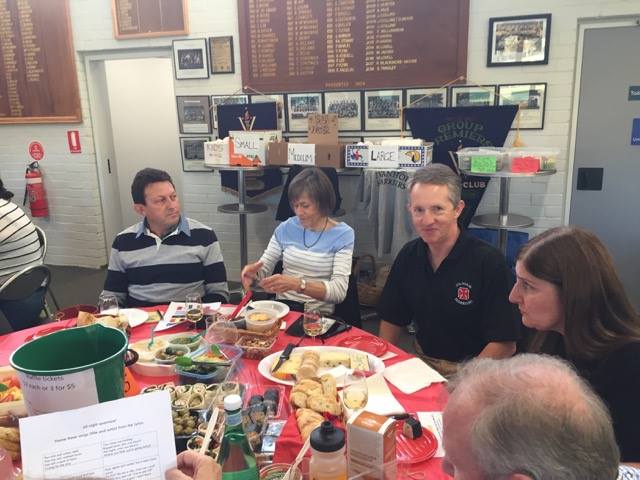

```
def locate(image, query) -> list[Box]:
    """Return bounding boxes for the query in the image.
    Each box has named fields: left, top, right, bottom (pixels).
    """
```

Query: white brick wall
left=0, top=0, right=638, bottom=277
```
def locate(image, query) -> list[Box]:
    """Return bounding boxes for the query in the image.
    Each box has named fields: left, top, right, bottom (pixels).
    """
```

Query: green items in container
left=470, top=155, right=498, bottom=173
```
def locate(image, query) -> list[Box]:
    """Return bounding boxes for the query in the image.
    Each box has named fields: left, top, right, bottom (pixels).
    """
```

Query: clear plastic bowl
left=244, top=308, right=278, bottom=333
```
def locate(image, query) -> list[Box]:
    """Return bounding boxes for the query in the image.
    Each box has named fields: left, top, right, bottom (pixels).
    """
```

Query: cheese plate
left=257, top=346, right=385, bottom=386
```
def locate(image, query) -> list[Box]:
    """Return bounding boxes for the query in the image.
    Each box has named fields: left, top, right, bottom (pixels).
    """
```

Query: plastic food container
left=245, top=308, right=278, bottom=333
left=236, top=335, right=277, bottom=359
left=177, top=345, right=243, bottom=385
left=154, top=345, right=190, bottom=364
left=456, top=147, right=506, bottom=172
left=508, top=148, right=559, bottom=172
left=169, top=334, right=203, bottom=352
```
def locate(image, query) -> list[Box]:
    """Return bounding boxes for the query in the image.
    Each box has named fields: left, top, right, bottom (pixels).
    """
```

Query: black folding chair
left=0, top=265, right=56, bottom=329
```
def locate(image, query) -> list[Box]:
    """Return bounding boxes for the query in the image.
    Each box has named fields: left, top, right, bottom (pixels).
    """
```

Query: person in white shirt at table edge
left=377, top=164, right=520, bottom=377
left=101, top=168, right=229, bottom=307
left=241, top=167, right=354, bottom=316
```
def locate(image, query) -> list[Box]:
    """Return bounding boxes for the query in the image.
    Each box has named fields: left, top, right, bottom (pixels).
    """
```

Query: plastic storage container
left=456, top=147, right=506, bottom=172
left=508, top=147, right=559, bottom=172
left=236, top=335, right=277, bottom=359
left=177, top=345, right=243, bottom=385
left=245, top=308, right=279, bottom=333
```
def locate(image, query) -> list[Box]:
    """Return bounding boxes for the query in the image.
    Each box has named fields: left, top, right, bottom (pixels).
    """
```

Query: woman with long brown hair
left=509, top=225, right=640, bottom=461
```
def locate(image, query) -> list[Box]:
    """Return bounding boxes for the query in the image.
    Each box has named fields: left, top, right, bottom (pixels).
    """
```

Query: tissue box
left=204, top=140, right=229, bottom=166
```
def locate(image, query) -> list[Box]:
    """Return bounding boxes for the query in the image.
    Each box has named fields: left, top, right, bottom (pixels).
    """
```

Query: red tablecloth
left=0, top=306, right=451, bottom=479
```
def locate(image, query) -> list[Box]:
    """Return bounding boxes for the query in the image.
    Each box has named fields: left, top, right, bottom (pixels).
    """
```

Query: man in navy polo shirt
left=102, top=168, right=229, bottom=307
left=377, top=164, right=519, bottom=376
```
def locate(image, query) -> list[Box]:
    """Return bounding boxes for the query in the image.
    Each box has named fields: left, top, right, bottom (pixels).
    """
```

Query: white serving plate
left=257, top=345, right=385, bottom=386
left=120, top=308, right=149, bottom=328
left=247, top=301, right=289, bottom=319
left=129, top=333, right=198, bottom=377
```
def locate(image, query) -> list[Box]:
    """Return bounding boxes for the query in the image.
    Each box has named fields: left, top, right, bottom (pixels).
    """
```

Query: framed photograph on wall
left=498, top=83, right=547, bottom=130
left=211, top=94, right=249, bottom=128
left=324, top=91, right=362, bottom=131
left=176, top=96, right=212, bottom=134
left=286, top=92, right=322, bottom=132
left=364, top=90, right=402, bottom=131
left=209, top=36, right=235, bottom=74
left=250, top=93, right=285, bottom=130
left=450, top=85, right=496, bottom=107
left=405, top=87, right=448, bottom=129
left=173, top=38, right=209, bottom=79
left=180, top=136, right=211, bottom=171
left=488, top=14, right=552, bottom=67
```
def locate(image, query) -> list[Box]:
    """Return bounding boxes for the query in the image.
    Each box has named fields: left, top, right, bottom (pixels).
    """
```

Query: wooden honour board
left=238, top=0, right=469, bottom=93
left=112, top=0, right=188, bottom=39
left=0, top=0, right=81, bottom=124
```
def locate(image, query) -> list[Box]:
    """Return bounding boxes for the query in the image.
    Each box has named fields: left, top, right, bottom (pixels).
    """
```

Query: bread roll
left=319, top=374, right=337, bottom=398
left=289, top=391, right=308, bottom=409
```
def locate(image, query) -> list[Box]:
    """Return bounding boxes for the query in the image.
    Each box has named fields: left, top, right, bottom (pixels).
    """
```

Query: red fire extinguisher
left=24, top=161, right=49, bottom=217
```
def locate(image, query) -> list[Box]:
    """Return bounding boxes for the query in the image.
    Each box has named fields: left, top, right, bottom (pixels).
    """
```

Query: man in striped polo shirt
left=102, top=168, right=228, bottom=307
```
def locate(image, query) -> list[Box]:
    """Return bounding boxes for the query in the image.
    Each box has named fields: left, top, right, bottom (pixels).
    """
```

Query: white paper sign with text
left=288, top=143, right=316, bottom=165
left=20, top=390, right=177, bottom=480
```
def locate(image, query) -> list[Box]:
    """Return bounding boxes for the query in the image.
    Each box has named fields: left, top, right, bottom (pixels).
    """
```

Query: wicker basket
left=355, top=254, right=390, bottom=307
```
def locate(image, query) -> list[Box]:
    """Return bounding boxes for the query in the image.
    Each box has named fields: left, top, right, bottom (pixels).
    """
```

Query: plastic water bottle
left=309, top=421, right=347, bottom=480
left=218, top=394, right=259, bottom=480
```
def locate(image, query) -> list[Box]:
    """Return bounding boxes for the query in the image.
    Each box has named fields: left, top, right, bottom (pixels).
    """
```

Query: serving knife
left=271, top=342, right=296, bottom=374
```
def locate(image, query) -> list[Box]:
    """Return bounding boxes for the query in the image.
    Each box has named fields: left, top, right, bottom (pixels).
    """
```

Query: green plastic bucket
left=10, top=324, right=128, bottom=416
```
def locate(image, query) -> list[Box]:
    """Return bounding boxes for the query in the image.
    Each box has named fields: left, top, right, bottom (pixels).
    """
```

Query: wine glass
left=185, top=293, right=203, bottom=330
left=342, top=370, right=368, bottom=416
left=97, top=293, right=119, bottom=316
left=302, top=304, right=324, bottom=343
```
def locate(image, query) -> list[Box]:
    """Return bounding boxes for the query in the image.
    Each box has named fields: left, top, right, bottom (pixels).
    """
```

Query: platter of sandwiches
left=257, top=346, right=385, bottom=386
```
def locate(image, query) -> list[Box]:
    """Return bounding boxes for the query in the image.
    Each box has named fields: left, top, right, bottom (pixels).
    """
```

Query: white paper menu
left=20, top=391, right=177, bottom=480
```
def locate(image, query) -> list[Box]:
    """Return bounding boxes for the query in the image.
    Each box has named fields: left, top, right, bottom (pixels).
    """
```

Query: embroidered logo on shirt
left=455, top=282, right=473, bottom=305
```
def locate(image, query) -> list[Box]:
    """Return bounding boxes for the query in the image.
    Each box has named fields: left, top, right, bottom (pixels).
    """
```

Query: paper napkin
left=417, top=411, right=445, bottom=457
left=382, top=357, right=447, bottom=394
left=359, top=372, right=405, bottom=416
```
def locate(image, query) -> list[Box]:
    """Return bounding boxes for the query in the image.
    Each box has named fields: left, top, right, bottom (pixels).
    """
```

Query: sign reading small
left=629, top=86, right=640, bottom=101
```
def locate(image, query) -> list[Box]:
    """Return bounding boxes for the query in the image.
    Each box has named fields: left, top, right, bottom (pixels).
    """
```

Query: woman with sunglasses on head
left=241, top=167, right=354, bottom=317
left=509, top=226, right=640, bottom=462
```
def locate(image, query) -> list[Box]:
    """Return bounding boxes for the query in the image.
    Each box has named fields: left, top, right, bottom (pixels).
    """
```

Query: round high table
left=209, top=166, right=268, bottom=268
left=462, top=169, right=556, bottom=255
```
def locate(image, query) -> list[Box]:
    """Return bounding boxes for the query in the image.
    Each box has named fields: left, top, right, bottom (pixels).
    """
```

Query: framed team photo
left=450, top=85, right=496, bottom=107
left=488, top=14, right=552, bottom=67
left=173, top=38, right=209, bottom=79
left=498, top=83, right=547, bottom=129
left=364, top=90, right=402, bottom=131
left=180, top=136, right=211, bottom=171
left=324, top=91, right=362, bottom=131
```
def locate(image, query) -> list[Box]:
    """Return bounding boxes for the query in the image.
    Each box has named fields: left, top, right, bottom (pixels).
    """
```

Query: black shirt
left=377, top=230, right=520, bottom=362
left=573, top=342, right=640, bottom=462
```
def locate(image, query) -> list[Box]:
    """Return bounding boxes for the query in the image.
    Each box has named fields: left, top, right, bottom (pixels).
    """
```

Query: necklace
left=303, top=217, right=329, bottom=249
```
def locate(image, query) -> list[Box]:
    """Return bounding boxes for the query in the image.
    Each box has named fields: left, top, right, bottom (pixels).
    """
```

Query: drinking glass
left=97, top=293, right=119, bottom=316
left=342, top=370, right=368, bottom=414
left=302, top=304, right=323, bottom=343
left=185, top=293, right=203, bottom=330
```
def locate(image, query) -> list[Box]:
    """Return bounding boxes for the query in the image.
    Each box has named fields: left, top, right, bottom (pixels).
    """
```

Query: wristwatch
left=298, top=278, right=306, bottom=293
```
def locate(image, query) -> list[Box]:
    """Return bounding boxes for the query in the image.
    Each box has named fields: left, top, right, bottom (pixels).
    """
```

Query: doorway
left=85, top=53, right=182, bottom=255
left=568, top=21, right=640, bottom=309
